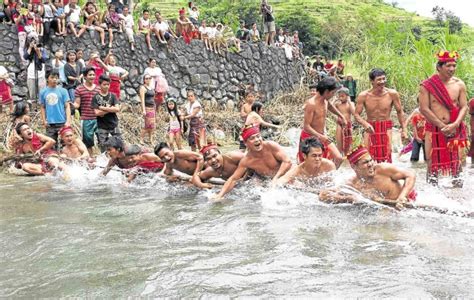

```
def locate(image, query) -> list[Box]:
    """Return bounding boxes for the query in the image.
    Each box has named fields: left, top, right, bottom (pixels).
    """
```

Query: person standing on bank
left=39, top=70, right=71, bottom=147
left=260, top=0, right=275, bottom=46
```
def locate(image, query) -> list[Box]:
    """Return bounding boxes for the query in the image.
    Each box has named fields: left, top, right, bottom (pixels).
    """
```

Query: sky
left=385, top=0, right=474, bottom=27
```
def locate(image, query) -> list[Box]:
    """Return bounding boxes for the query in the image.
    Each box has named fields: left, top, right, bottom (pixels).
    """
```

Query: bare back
left=349, top=164, right=402, bottom=200
left=241, top=141, right=283, bottom=177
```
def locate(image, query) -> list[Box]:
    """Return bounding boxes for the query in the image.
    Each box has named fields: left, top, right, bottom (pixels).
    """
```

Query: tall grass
left=347, top=21, right=474, bottom=112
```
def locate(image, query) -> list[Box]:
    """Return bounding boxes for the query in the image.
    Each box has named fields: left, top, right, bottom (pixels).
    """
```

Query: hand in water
left=209, top=193, right=223, bottom=202
left=395, top=196, right=408, bottom=210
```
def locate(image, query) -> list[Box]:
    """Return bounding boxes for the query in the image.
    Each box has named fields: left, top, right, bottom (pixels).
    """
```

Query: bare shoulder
left=226, top=150, right=245, bottom=162
left=359, top=89, right=370, bottom=97
left=321, top=158, right=336, bottom=171
left=387, top=88, right=400, bottom=97
left=266, top=140, right=283, bottom=150
left=453, top=77, right=466, bottom=88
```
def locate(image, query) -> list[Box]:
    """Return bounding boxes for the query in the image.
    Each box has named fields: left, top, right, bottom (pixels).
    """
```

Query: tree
left=431, top=6, right=462, bottom=34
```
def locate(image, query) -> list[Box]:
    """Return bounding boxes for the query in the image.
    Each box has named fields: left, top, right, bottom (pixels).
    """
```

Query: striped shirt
left=75, top=84, right=100, bottom=120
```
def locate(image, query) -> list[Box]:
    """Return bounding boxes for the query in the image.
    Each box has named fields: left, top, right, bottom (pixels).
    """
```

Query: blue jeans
left=410, top=139, right=425, bottom=161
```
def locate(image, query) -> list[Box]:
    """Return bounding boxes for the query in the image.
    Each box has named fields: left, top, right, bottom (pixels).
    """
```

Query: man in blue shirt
left=39, top=70, right=71, bottom=146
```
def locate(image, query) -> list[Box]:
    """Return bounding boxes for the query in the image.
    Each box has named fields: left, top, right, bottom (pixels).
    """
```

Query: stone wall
left=0, top=23, right=305, bottom=105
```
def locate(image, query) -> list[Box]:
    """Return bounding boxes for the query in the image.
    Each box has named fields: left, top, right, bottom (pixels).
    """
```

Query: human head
left=167, top=98, right=177, bottom=111
left=242, top=126, right=263, bottom=152
left=154, top=142, right=174, bottom=163
left=108, top=3, right=115, bottom=12
left=15, top=122, right=32, bottom=139
left=11, top=101, right=30, bottom=119
left=143, top=74, right=152, bottom=85
left=46, top=70, right=60, bottom=87
left=54, top=49, right=64, bottom=60
left=202, top=146, right=222, bottom=170
left=76, top=48, right=83, bottom=59
left=309, top=83, right=317, bottom=96
left=105, top=136, right=125, bottom=158
left=108, top=55, right=116, bottom=66
left=187, top=89, right=196, bottom=102
left=346, top=73, right=353, bottom=81
left=368, top=68, right=386, bottom=89
left=300, top=137, right=324, bottom=167
left=251, top=101, right=263, bottom=114
left=59, top=126, right=75, bottom=145
left=122, top=6, right=129, bottom=15
left=99, top=75, right=111, bottom=91
left=252, top=23, right=257, bottom=29
left=337, top=88, right=350, bottom=102
left=436, top=51, right=459, bottom=78
left=83, top=67, right=96, bottom=83
left=316, top=77, right=338, bottom=99
left=143, top=9, right=149, bottom=19
left=148, top=58, right=157, bottom=68
left=66, top=50, right=77, bottom=63
left=347, top=146, right=375, bottom=178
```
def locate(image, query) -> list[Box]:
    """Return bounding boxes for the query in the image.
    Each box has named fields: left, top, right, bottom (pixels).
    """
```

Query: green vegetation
left=132, top=0, right=474, bottom=107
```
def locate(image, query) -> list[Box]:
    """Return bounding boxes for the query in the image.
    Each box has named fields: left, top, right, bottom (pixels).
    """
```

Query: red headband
left=59, top=126, right=74, bottom=137
left=347, top=145, right=369, bottom=165
left=179, top=8, right=185, bottom=15
left=200, top=143, right=218, bottom=156
left=436, top=50, right=460, bottom=63
left=241, top=126, right=260, bottom=142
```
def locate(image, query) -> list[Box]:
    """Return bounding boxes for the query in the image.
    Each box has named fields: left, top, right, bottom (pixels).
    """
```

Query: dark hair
left=368, top=68, right=386, bottom=81
left=15, top=122, right=28, bottom=135
left=186, top=88, right=195, bottom=96
left=251, top=101, right=263, bottom=113
left=309, top=83, right=317, bottom=90
left=166, top=99, right=181, bottom=129
left=143, top=9, right=149, bottom=13
left=316, top=77, right=337, bottom=94
left=46, top=70, right=60, bottom=79
left=154, top=142, right=169, bottom=156
left=104, top=136, right=124, bottom=152
left=188, top=1, right=193, bottom=8
left=99, top=74, right=111, bottom=84
left=147, top=58, right=156, bottom=65
left=300, top=137, right=325, bottom=155
left=11, top=101, right=29, bottom=121
left=66, top=50, right=76, bottom=63
left=83, top=67, right=95, bottom=76
left=76, top=48, right=83, bottom=53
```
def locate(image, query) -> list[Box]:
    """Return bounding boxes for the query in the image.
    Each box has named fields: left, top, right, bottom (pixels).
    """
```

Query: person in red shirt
left=404, top=108, right=426, bottom=162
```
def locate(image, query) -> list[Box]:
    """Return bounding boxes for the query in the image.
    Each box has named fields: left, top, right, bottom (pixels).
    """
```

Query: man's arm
left=74, top=90, right=81, bottom=109
left=354, top=92, right=373, bottom=133
left=174, top=150, right=204, bottom=177
left=380, top=164, right=416, bottom=202
left=276, top=165, right=299, bottom=186
left=102, top=158, right=117, bottom=176
left=269, top=142, right=292, bottom=183
left=65, top=101, right=71, bottom=127
left=419, top=85, right=445, bottom=128
left=442, top=81, right=468, bottom=136
left=391, top=91, right=407, bottom=139
left=213, top=162, right=248, bottom=201
left=192, top=167, right=214, bottom=189
left=36, top=133, right=56, bottom=154
left=75, top=139, right=90, bottom=159
left=40, top=101, right=47, bottom=128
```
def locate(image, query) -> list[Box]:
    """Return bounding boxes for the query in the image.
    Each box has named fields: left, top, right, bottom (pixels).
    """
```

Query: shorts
left=81, top=119, right=97, bottom=148
left=46, top=123, right=65, bottom=147
left=97, top=127, right=121, bottom=152
left=263, top=21, right=275, bottom=34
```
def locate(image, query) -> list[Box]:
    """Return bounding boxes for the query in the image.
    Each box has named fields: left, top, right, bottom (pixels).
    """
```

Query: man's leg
left=22, top=162, right=44, bottom=175
left=327, top=143, right=343, bottom=169
left=335, top=125, right=343, bottom=154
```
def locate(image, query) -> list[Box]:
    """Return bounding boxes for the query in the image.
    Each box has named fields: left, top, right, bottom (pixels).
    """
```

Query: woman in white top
left=119, top=6, right=135, bottom=51
left=207, top=22, right=217, bottom=53
left=188, top=5, right=199, bottom=26
left=182, top=89, right=206, bottom=151
left=249, top=23, right=260, bottom=43
left=199, top=20, right=210, bottom=50
left=143, top=58, right=168, bottom=107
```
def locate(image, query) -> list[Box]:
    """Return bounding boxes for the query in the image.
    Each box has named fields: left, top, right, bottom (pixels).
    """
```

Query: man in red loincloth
left=354, top=68, right=407, bottom=163
left=419, top=51, right=468, bottom=186
left=319, top=145, right=417, bottom=208
left=298, top=77, right=347, bottom=168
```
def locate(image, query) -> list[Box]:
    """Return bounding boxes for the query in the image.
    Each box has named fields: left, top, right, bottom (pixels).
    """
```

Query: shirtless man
left=154, top=141, right=203, bottom=179
left=277, top=137, right=335, bottom=187
left=354, top=68, right=407, bottom=163
left=299, top=77, right=346, bottom=167
left=14, top=122, right=65, bottom=175
left=102, top=136, right=164, bottom=182
left=192, top=144, right=244, bottom=189
left=213, top=125, right=292, bottom=200
left=419, top=51, right=468, bottom=186
left=319, top=146, right=416, bottom=208
left=59, top=126, right=89, bottom=160
left=334, top=88, right=355, bottom=155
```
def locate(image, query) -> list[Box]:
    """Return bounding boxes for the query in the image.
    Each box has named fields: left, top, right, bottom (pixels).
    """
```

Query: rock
left=181, top=88, right=188, bottom=98
left=168, top=86, right=180, bottom=98
left=12, top=85, right=28, bottom=97
left=212, top=90, right=222, bottom=99
left=202, top=91, right=212, bottom=99
left=126, top=88, right=137, bottom=96
left=200, top=74, right=211, bottom=84
left=191, top=74, right=200, bottom=85
left=210, top=98, right=218, bottom=108
left=226, top=99, right=235, bottom=110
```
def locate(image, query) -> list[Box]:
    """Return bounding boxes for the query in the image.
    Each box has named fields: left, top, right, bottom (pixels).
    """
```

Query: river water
left=1, top=150, right=473, bottom=297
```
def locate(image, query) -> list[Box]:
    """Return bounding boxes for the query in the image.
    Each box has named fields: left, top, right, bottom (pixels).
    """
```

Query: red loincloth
left=421, top=75, right=468, bottom=176
left=342, top=121, right=353, bottom=154
left=0, top=80, right=13, bottom=105
left=407, top=189, right=417, bottom=202
left=297, top=130, right=330, bottom=163
left=134, top=161, right=164, bottom=173
left=368, top=120, right=393, bottom=163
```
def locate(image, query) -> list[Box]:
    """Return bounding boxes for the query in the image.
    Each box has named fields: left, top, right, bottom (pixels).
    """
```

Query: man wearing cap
left=154, top=141, right=204, bottom=180
left=191, top=143, right=244, bottom=189
left=319, top=146, right=416, bottom=207
left=277, top=137, right=335, bottom=187
left=59, top=126, right=89, bottom=160
left=299, top=77, right=346, bottom=167
left=354, top=68, right=407, bottom=163
left=419, top=51, right=468, bottom=186
left=102, top=137, right=164, bottom=182
left=212, top=125, right=292, bottom=200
